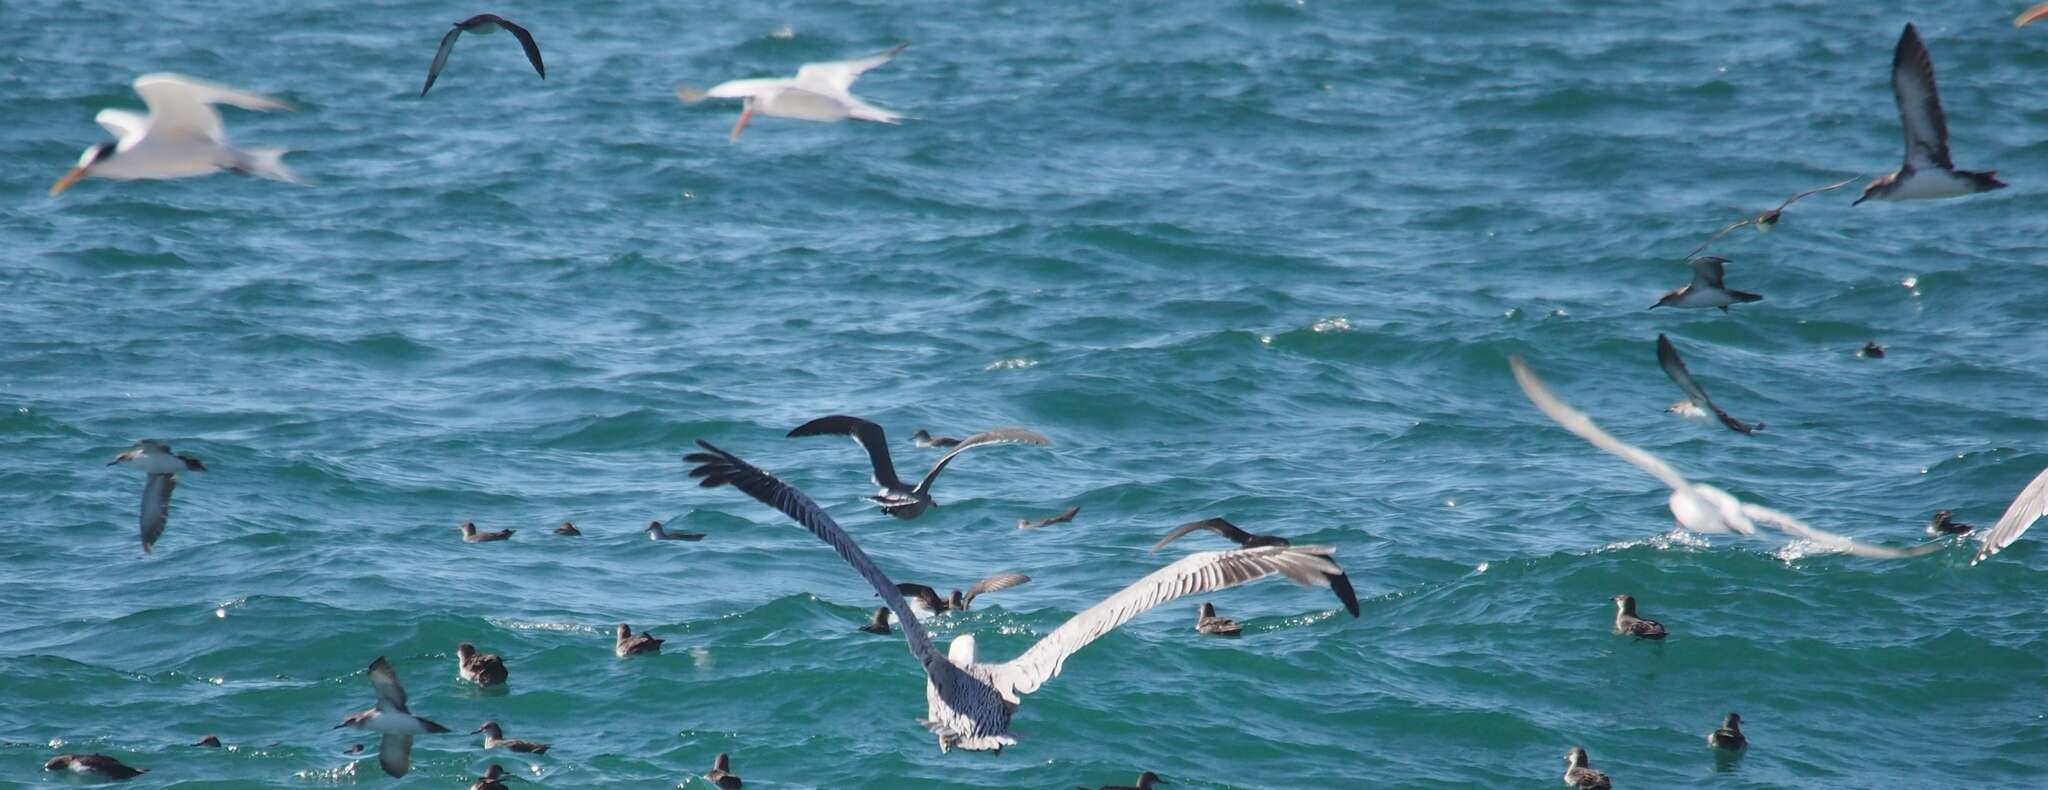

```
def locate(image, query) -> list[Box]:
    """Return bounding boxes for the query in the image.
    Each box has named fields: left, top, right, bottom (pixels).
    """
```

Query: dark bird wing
left=1689, top=256, right=1729, bottom=290
left=378, top=733, right=413, bottom=778
left=139, top=473, right=176, bottom=553
left=421, top=26, right=464, bottom=96
left=1972, top=465, right=2048, bottom=565
left=1892, top=23, right=1953, bottom=170
left=367, top=656, right=410, bottom=712
left=490, top=16, right=546, bottom=79
left=896, top=582, right=946, bottom=610
left=1684, top=220, right=1752, bottom=261
left=1656, top=334, right=1757, bottom=435
left=1773, top=177, right=1858, bottom=212
left=1150, top=517, right=1260, bottom=551
left=788, top=415, right=908, bottom=491
left=913, top=428, right=1051, bottom=495
left=962, top=572, right=1031, bottom=605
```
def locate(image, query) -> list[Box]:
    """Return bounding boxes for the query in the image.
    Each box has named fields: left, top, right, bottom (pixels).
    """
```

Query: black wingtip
left=1329, top=572, right=1361, bottom=618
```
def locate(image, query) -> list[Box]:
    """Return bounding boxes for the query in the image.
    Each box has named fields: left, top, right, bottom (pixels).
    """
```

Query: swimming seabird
left=787, top=415, right=1051, bottom=520
left=1859, top=341, right=1887, bottom=359
left=1970, top=465, right=2048, bottom=566
left=676, top=44, right=908, bottom=141
left=107, top=440, right=205, bottom=553
left=456, top=642, right=508, bottom=686
left=1562, top=747, right=1612, bottom=789
left=1658, top=334, right=1762, bottom=434
left=460, top=521, right=515, bottom=542
left=420, top=14, right=546, bottom=97
left=1152, top=518, right=1361, bottom=617
left=335, top=656, right=451, bottom=778
left=704, top=752, right=743, bottom=789
left=471, top=763, right=511, bottom=790
left=194, top=735, right=221, bottom=748
left=685, top=440, right=1356, bottom=752
left=647, top=519, right=706, bottom=541
left=1612, top=595, right=1668, bottom=639
left=1511, top=356, right=1943, bottom=559
left=43, top=754, right=146, bottom=780
left=51, top=74, right=295, bottom=197
left=1019, top=506, right=1081, bottom=530
left=897, top=572, right=1031, bottom=614
left=471, top=720, right=549, bottom=753
left=615, top=623, right=663, bottom=657
left=1926, top=510, right=1974, bottom=537
left=1707, top=712, right=1747, bottom=751
left=913, top=429, right=962, bottom=449
left=2022, top=3, right=2048, bottom=26
left=1684, top=178, right=1857, bottom=260
left=1651, top=256, right=1761, bottom=312
left=1195, top=602, right=1241, bottom=636
left=1081, top=772, right=1166, bottom=790
left=555, top=521, right=581, bottom=536
left=860, top=606, right=894, bottom=635
left=1855, top=24, right=2005, bottom=205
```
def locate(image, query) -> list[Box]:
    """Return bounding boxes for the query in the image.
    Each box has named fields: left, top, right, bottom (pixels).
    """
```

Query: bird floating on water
left=1612, top=595, right=1668, bottom=639
left=1855, top=24, right=2004, bottom=205
left=677, top=44, right=909, bottom=141
left=704, top=752, right=743, bottom=789
left=1651, top=256, right=1761, bottom=312
left=193, top=735, right=221, bottom=748
left=1684, top=178, right=1857, bottom=260
left=1081, top=772, right=1167, bottom=790
left=1969, top=465, right=2048, bottom=566
left=1657, top=334, right=1762, bottom=434
left=1562, top=747, right=1612, bottom=789
left=897, top=572, right=1031, bottom=614
left=43, top=754, right=146, bottom=780
left=1859, top=341, right=1887, bottom=359
left=913, top=429, right=962, bottom=449
left=1195, top=602, right=1241, bottom=636
left=471, top=763, right=511, bottom=790
left=421, top=14, right=545, bottom=96
left=472, top=720, right=549, bottom=753
left=1511, top=356, right=1942, bottom=559
left=108, top=440, right=205, bottom=553
left=860, top=606, right=894, bottom=635
left=1152, top=518, right=1360, bottom=617
left=1927, top=510, right=1974, bottom=537
left=555, top=521, right=581, bottom=536
left=460, top=521, right=515, bottom=542
left=1707, top=712, right=1748, bottom=751
left=335, top=656, right=451, bottom=778
left=647, top=520, right=706, bottom=540
left=456, top=642, right=508, bottom=686
left=787, top=415, right=1051, bottom=520
left=686, top=440, right=1354, bottom=752
left=52, top=74, right=295, bottom=197
left=615, top=623, right=663, bottom=657
left=1019, top=506, right=1081, bottom=529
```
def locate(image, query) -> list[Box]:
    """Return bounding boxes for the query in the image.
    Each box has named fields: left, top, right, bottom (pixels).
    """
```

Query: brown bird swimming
left=472, top=720, right=550, bottom=753
left=460, top=521, right=515, bottom=542
left=1562, top=747, right=1611, bottom=789
left=1195, top=602, right=1242, bottom=636
left=859, top=606, right=894, bottom=635
left=1081, top=772, right=1167, bottom=790
left=1612, top=595, right=1667, bottom=639
left=615, top=623, right=663, bottom=657
left=456, top=642, right=508, bottom=686
left=704, top=752, right=743, bottom=789
left=44, top=754, right=147, bottom=780
left=913, top=429, right=961, bottom=449
left=471, top=763, right=511, bottom=790
left=193, top=735, right=221, bottom=748
left=1707, top=712, right=1748, bottom=751
left=647, top=520, right=706, bottom=541
left=555, top=521, right=581, bottom=536
left=897, top=572, right=1031, bottom=614
left=1927, top=510, right=1974, bottom=537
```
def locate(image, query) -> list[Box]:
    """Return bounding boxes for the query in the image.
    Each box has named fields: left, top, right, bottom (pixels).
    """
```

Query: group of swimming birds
left=39, top=7, right=2048, bottom=790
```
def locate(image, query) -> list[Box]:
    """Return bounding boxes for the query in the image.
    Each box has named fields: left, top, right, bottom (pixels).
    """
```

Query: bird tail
left=233, top=147, right=301, bottom=184
left=1729, top=290, right=1763, bottom=303
left=1961, top=169, right=2007, bottom=192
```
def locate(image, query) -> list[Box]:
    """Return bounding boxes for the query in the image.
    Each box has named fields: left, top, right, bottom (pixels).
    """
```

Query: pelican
left=787, top=415, right=1050, bottom=520
left=1510, top=356, right=1941, bottom=558
left=685, top=440, right=1354, bottom=752
left=107, top=440, right=205, bottom=553
left=676, top=44, right=908, bottom=141
left=1970, top=465, right=2048, bottom=565
left=52, top=74, right=295, bottom=197
left=334, top=657, right=451, bottom=778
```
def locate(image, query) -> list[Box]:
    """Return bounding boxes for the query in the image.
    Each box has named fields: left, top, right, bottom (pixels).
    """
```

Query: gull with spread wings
left=788, top=415, right=1050, bottom=520
left=685, top=440, right=1353, bottom=752
left=1657, top=334, right=1762, bottom=435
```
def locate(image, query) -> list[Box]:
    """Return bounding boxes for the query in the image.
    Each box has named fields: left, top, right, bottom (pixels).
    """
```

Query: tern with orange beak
left=676, top=43, right=908, bottom=141
left=52, top=73, right=296, bottom=197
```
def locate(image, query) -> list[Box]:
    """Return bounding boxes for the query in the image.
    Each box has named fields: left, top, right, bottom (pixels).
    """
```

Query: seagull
left=1658, top=334, right=1762, bottom=434
left=1562, top=747, right=1612, bottom=790
left=1855, top=24, right=2005, bottom=205
left=1651, top=256, right=1761, bottom=312
left=420, top=14, right=546, bottom=97
left=471, top=721, right=549, bottom=753
left=455, top=643, right=508, bottom=686
left=51, top=74, right=296, bottom=197
left=1510, top=356, right=1943, bottom=559
left=615, top=623, right=663, bottom=657
left=860, top=606, right=894, bottom=635
left=555, top=521, right=581, bottom=536
left=787, top=415, right=1051, bottom=520
left=1612, top=595, right=1667, bottom=639
left=704, top=752, right=743, bottom=789
left=897, top=572, right=1031, bottom=614
left=913, top=429, right=962, bottom=449
left=1707, top=712, right=1748, bottom=751
left=2021, top=3, right=2048, bottom=27
left=471, top=763, right=511, bottom=790
left=1684, top=178, right=1858, bottom=260
left=460, top=521, right=515, bottom=542
left=677, top=44, right=908, bottom=142
left=1970, top=465, right=2048, bottom=566
left=685, top=439, right=1357, bottom=752
left=43, top=754, right=146, bottom=780
left=335, top=656, right=451, bottom=778
left=1926, top=510, right=1974, bottom=537
left=1195, top=602, right=1241, bottom=636
left=1018, top=506, right=1081, bottom=530
left=193, top=735, right=221, bottom=748
left=1859, top=341, right=1887, bottom=359
left=1082, top=772, right=1167, bottom=790
left=1151, top=518, right=1361, bottom=617
left=108, top=440, right=205, bottom=553
left=647, top=520, right=706, bottom=541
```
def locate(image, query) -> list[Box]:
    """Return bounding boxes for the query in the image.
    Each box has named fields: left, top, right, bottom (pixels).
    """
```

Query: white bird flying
left=676, top=44, right=909, bottom=141
left=52, top=74, right=296, bottom=197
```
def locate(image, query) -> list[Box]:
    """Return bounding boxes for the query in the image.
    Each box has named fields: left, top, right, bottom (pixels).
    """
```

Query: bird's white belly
left=760, top=91, right=852, bottom=122
left=361, top=711, right=433, bottom=735
left=95, top=136, right=228, bottom=180
left=1882, top=170, right=1978, bottom=201
left=1666, top=288, right=1737, bottom=309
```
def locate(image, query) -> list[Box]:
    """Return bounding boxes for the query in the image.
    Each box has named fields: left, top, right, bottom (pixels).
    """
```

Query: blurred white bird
left=52, top=73, right=296, bottom=196
left=677, top=43, right=908, bottom=141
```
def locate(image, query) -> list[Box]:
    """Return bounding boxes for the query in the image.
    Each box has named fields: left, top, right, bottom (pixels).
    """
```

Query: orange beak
left=729, top=105, right=754, bottom=142
left=50, top=167, right=87, bottom=197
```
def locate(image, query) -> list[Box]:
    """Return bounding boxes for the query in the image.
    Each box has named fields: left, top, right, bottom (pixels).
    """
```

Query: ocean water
left=2, top=0, right=2045, bottom=787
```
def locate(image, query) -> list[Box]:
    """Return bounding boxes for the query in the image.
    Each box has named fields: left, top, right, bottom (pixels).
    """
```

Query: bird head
left=457, top=643, right=476, bottom=660
left=334, top=709, right=371, bottom=730
left=1723, top=712, right=1742, bottom=728
left=1566, top=747, right=1590, bottom=767
left=1612, top=594, right=1634, bottom=613
left=51, top=142, right=115, bottom=197
left=616, top=623, right=632, bottom=640
left=471, top=720, right=501, bottom=737
left=1852, top=176, right=1890, bottom=206
left=1138, top=772, right=1167, bottom=788
left=459, top=521, right=477, bottom=535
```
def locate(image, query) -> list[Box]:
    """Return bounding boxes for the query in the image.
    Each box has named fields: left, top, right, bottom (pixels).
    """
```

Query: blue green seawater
left=3, top=0, right=2046, bottom=787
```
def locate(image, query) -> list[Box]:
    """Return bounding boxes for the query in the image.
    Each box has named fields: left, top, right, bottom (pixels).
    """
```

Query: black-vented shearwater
left=471, top=763, right=511, bottom=790
left=555, top=521, right=581, bottom=536
left=421, top=14, right=545, bottom=96
left=1562, top=747, right=1611, bottom=789
left=787, top=415, right=1051, bottom=520
left=615, top=623, right=663, bottom=657
left=647, top=520, right=706, bottom=541
left=1081, top=772, right=1166, bottom=790
left=1707, top=712, right=1748, bottom=751
left=472, top=720, right=549, bottom=753
left=1612, top=595, right=1668, bottom=639
left=108, top=439, right=205, bottom=553
left=1658, top=334, right=1762, bottom=434
left=1018, top=506, right=1081, bottom=530
left=1652, top=257, right=1761, bottom=312
left=1855, top=24, right=2005, bottom=205
left=44, top=754, right=146, bottom=780
left=1685, top=178, right=1857, bottom=260
left=860, top=606, right=894, bottom=635
left=704, top=752, right=743, bottom=789
left=456, top=642, right=508, bottom=686
left=1195, top=602, right=1241, bottom=636
left=913, top=429, right=961, bottom=449
left=460, top=521, right=515, bottom=542
left=335, top=656, right=451, bottom=778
